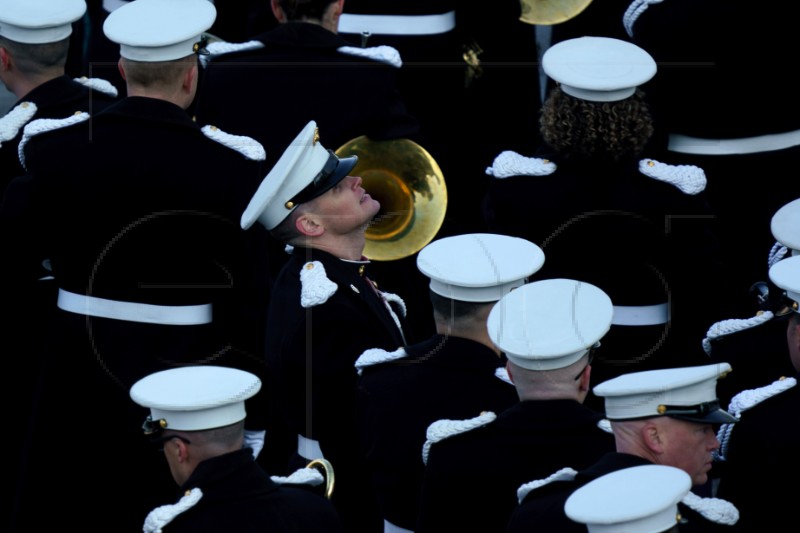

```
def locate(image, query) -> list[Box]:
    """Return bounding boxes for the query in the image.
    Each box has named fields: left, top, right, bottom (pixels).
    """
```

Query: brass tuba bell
left=335, top=136, right=447, bottom=262
left=518, top=0, right=594, bottom=25
left=306, top=458, right=335, bottom=500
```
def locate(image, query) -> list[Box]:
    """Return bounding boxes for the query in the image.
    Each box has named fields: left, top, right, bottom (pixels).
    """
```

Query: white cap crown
left=594, top=363, right=736, bottom=423
left=103, top=0, right=216, bottom=62
left=565, top=465, right=691, bottom=533
left=130, top=366, right=261, bottom=432
left=417, top=233, right=545, bottom=303
left=0, top=0, right=86, bottom=44
left=488, top=278, right=613, bottom=371
left=543, top=36, right=656, bottom=102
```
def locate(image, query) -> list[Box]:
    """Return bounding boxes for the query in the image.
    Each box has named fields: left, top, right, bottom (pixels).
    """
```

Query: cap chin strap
left=656, top=400, right=720, bottom=419
left=285, top=150, right=340, bottom=209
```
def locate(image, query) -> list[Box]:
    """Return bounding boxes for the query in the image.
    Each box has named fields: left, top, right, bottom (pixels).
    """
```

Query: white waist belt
left=612, top=303, right=669, bottom=326
left=668, top=129, right=800, bottom=155
left=339, top=12, right=456, bottom=36
left=103, top=0, right=130, bottom=13
left=384, top=520, right=414, bottom=533
left=57, top=289, right=212, bottom=325
left=297, top=435, right=324, bottom=460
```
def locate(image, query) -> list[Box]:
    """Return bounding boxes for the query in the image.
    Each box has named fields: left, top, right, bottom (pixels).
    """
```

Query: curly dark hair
left=539, top=87, right=654, bottom=161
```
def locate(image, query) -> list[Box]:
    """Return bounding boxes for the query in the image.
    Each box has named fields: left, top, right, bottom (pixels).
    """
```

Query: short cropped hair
left=0, top=35, right=69, bottom=74
left=429, top=290, right=491, bottom=322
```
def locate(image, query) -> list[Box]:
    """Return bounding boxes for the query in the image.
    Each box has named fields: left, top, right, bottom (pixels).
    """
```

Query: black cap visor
left=288, top=150, right=359, bottom=207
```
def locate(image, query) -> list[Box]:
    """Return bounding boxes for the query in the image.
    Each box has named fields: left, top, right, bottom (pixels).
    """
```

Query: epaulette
left=701, top=311, right=774, bottom=355
left=300, top=261, right=338, bottom=308
left=485, top=150, right=557, bottom=179
left=0, top=101, right=38, bottom=149
left=422, top=411, right=496, bottom=465
left=73, top=76, right=119, bottom=97
left=355, top=346, right=408, bottom=375
left=270, top=466, right=324, bottom=487
left=516, top=467, right=578, bottom=503
left=728, top=376, right=796, bottom=416
left=18, top=112, right=90, bottom=170
left=243, top=429, right=265, bottom=459
left=337, top=45, right=402, bottom=68
left=638, top=158, right=706, bottom=195
left=681, top=492, right=740, bottom=526
left=200, top=125, right=266, bottom=161
left=597, top=418, right=613, bottom=434
left=143, top=487, right=203, bottom=533
left=768, top=240, right=789, bottom=269
left=715, top=376, right=796, bottom=460
left=201, top=40, right=264, bottom=67
left=494, top=366, right=514, bottom=385
left=623, top=0, right=663, bottom=38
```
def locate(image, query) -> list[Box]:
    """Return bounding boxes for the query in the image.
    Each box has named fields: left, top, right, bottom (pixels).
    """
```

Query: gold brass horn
left=306, top=458, right=335, bottom=500
left=518, top=0, right=594, bottom=25
left=335, top=136, right=447, bottom=262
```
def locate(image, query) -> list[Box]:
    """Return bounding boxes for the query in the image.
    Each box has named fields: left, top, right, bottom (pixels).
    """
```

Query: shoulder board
left=143, top=487, right=203, bottom=533
left=355, top=346, right=408, bottom=374
left=638, top=158, right=706, bottom=195
left=201, top=39, right=265, bottom=67
left=715, top=376, right=796, bottom=460
left=0, top=101, right=38, bottom=148
left=270, top=466, right=324, bottom=487
left=516, top=467, right=579, bottom=503
left=768, top=241, right=789, bottom=269
left=494, top=366, right=514, bottom=385
left=300, top=260, right=338, bottom=308
left=18, top=112, right=90, bottom=170
left=200, top=125, right=266, bottom=161
left=623, top=0, right=659, bottom=38
left=681, top=492, right=740, bottom=526
left=597, top=418, right=613, bottom=434
left=485, top=150, right=557, bottom=179
left=336, top=45, right=402, bottom=68
left=422, top=411, right=496, bottom=465
left=701, top=311, right=774, bottom=355
left=728, top=376, right=797, bottom=416
left=73, top=76, right=118, bottom=97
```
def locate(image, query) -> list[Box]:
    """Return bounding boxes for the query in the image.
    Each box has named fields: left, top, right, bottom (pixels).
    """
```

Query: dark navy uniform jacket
left=158, top=448, right=343, bottom=533
left=195, top=21, right=419, bottom=170
left=4, top=96, right=270, bottom=531
left=484, top=149, right=723, bottom=411
left=356, top=334, right=519, bottom=529
left=264, top=246, right=408, bottom=532
left=0, top=75, right=116, bottom=195
left=417, top=400, right=615, bottom=533
left=629, top=1, right=800, bottom=307
left=717, top=375, right=800, bottom=531
left=509, top=452, right=740, bottom=532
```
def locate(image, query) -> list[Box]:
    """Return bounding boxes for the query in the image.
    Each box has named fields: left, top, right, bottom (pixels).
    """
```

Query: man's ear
left=578, top=364, right=591, bottom=392
left=174, top=437, right=191, bottom=463
left=117, top=58, right=127, bottom=80
left=183, top=64, right=198, bottom=94
left=0, top=47, right=11, bottom=71
left=296, top=213, right=325, bottom=237
left=641, top=421, right=664, bottom=454
left=505, top=361, right=516, bottom=385
left=270, top=0, right=287, bottom=23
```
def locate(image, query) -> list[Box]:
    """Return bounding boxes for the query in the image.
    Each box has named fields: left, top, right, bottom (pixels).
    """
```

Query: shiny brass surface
left=519, top=0, right=594, bottom=25
left=307, top=458, right=336, bottom=500
left=336, top=136, right=447, bottom=262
